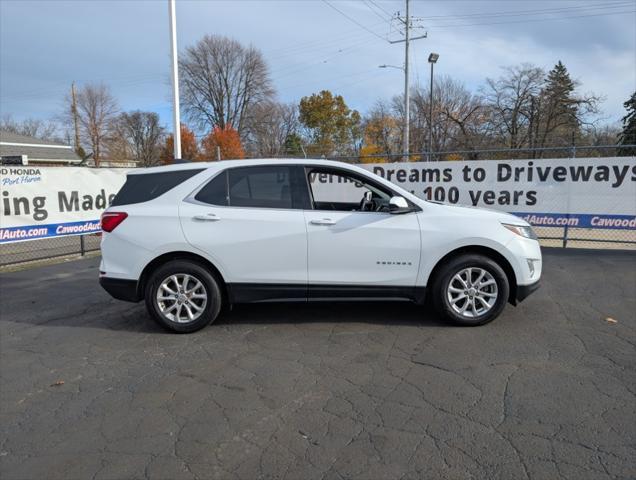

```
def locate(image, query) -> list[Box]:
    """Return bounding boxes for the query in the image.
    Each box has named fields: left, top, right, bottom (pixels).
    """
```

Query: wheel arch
left=137, top=251, right=229, bottom=306
left=427, top=245, right=518, bottom=304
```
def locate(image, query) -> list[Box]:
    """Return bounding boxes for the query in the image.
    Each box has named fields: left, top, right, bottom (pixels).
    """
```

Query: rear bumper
left=99, top=277, right=141, bottom=302
left=516, top=280, right=540, bottom=303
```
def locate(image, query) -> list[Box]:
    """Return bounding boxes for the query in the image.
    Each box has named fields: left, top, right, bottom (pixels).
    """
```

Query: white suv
left=100, top=159, right=541, bottom=333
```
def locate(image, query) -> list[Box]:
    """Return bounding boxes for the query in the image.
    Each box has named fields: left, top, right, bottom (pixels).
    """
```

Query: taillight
left=101, top=212, right=128, bottom=232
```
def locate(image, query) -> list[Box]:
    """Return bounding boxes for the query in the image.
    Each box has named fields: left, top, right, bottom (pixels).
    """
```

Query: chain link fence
left=531, top=226, right=635, bottom=250
left=322, top=144, right=636, bottom=163
left=0, top=234, right=101, bottom=267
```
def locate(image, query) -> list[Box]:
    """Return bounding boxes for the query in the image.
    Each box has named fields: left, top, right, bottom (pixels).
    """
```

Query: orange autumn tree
left=161, top=124, right=200, bottom=163
left=359, top=143, right=386, bottom=164
left=359, top=113, right=401, bottom=163
left=201, top=125, right=245, bottom=160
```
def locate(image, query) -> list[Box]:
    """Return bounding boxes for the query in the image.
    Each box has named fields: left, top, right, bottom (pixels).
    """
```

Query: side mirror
left=389, top=196, right=411, bottom=214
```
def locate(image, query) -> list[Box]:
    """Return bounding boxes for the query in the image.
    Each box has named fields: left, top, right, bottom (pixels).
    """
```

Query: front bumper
left=516, top=280, right=540, bottom=303
left=99, top=277, right=141, bottom=303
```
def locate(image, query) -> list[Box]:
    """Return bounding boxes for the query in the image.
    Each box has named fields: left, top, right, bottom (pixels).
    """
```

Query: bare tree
left=111, top=111, right=165, bottom=166
left=585, top=124, right=621, bottom=144
left=179, top=35, right=275, bottom=134
left=242, top=102, right=299, bottom=156
left=388, top=77, right=487, bottom=158
left=64, top=83, right=119, bottom=166
left=411, top=83, right=461, bottom=154
left=482, top=64, right=544, bottom=149
left=433, top=77, right=488, bottom=155
left=0, top=114, right=60, bottom=141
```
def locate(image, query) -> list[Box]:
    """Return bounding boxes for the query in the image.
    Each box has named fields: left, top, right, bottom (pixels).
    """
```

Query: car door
left=180, top=165, right=309, bottom=300
left=303, top=167, right=421, bottom=291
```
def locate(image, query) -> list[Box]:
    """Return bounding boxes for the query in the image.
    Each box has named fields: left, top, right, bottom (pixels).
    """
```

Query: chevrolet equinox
left=99, top=159, right=541, bottom=333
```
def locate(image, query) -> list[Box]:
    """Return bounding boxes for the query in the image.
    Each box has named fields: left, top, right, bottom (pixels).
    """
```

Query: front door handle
left=193, top=213, right=220, bottom=222
left=310, top=218, right=336, bottom=226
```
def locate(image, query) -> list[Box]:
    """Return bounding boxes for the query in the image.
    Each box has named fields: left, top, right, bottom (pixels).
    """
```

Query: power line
left=368, top=0, right=394, bottom=19
left=277, top=67, right=378, bottom=92
left=416, top=1, right=633, bottom=21
left=265, top=19, right=388, bottom=57
left=4, top=31, right=377, bottom=103
left=322, top=0, right=389, bottom=42
left=425, top=9, right=636, bottom=29
left=5, top=73, right=164, bottom=101
left=5, top=34, right=376, bottom=105
left=266, top=28, right=378, bottom=64
left=363, top=0, right=393, bottom=23
left=270, top=37, right=373, bottom=82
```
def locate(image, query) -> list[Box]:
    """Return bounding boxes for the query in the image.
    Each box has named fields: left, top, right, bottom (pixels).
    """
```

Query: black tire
left=431, top=254, right=509, bottom=326
left=144, top=260, right=222, bottom=333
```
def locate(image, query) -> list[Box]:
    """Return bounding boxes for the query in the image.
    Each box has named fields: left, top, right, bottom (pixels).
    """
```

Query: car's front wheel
left=431, top=254, right=509, bottom=326
left=145, top=260, right=222, bottom=333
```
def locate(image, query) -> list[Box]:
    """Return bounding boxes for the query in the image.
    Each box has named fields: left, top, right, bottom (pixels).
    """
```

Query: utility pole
left=71, top=82, right=81, bottom=156
left=168, top=0, right=181, bottom=161
left=389, top=0, right=426, bottom=162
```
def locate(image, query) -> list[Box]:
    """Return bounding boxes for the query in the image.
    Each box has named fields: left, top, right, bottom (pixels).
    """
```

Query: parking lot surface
left=1, top=249, right=635, bottom=480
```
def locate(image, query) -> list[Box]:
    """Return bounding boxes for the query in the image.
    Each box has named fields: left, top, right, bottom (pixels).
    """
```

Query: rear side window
left=194, top=171, right=228, bottom=206
left=111, top=169, right=204, bottom=206
left=228, top=166, right=294, bottom=209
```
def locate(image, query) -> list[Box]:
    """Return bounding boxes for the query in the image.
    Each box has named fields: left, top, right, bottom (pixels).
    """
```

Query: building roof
left=0, top=130, right=82, bottom=163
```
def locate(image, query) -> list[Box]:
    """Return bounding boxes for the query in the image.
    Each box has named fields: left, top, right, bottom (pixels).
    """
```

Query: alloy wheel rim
left=447, top=267, right=498, bottom=318
left=156, top=273, right=207, bottom=323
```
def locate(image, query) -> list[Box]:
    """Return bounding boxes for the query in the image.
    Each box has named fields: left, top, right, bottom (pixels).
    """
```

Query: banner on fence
left=1, top=166, right=128, bottom=243
left=1, top=157, right=635, bottom=243
left=356, top=156, right=636, bottom=230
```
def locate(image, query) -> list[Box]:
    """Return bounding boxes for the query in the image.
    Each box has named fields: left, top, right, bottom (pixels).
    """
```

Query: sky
left=1, top=0, right=635, bottom=134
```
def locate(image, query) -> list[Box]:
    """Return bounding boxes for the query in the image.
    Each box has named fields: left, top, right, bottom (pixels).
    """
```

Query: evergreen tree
left=618, top=91, right=636, bottom=156
left=283, top=133, right=303, bottom=157
left=536, top=61, right=580, bottom=148
left=544, top=61, right=577, bottom=118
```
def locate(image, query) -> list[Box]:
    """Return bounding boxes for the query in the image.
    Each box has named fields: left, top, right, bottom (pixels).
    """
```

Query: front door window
left=308, top=169, right=393, bottom=212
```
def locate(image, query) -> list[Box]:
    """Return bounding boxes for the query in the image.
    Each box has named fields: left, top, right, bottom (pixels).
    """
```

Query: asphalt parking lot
left=1, top=249, right=635, bottom=480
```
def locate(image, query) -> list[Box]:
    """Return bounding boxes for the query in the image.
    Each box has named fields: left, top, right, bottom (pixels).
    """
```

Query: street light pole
left=403, top=0, right=410, bottom=162
left=428, top=53, right=439, bottom=162
left=169, top=0, right=181, bottom=161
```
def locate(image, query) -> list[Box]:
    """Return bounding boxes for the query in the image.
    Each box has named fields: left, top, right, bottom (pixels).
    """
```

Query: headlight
left=502, top=223, right=538, bottom=240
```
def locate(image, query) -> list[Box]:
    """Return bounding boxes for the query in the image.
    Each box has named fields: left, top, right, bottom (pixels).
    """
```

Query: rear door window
left=111, top=169, right=204, bottom=206
left=228, top=166, right=294, bottom=209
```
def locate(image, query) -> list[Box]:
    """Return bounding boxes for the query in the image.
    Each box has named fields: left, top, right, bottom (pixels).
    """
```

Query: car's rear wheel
left=431, top=254, right=509, bottom=326
left=145, top=260, right=222, bottom=333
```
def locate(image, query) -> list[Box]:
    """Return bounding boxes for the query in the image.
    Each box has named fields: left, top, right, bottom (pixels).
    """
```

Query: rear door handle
left=310, top=218, right=336, bottom=226
left=193, top=213, right=220, bottom=222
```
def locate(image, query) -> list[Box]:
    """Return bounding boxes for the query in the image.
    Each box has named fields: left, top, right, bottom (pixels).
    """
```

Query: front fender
left=416, top=235, right=525, bottom=288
